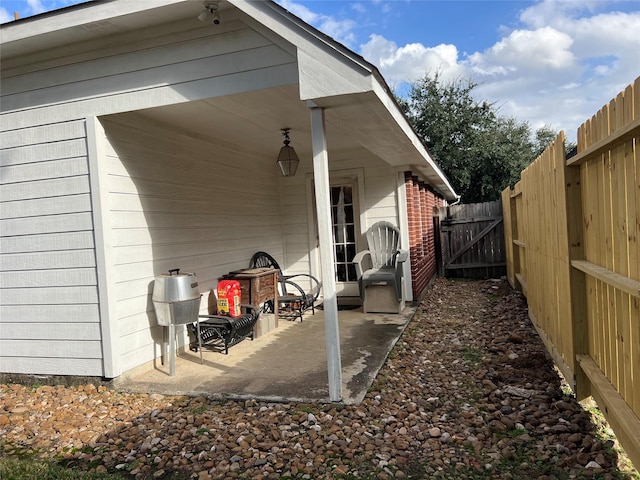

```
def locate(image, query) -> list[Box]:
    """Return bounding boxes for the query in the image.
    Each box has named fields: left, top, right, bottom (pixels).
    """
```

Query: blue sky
left=2, top=0, right=639, bottom=143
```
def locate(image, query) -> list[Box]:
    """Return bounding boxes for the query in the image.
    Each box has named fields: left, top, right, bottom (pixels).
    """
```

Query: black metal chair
left=249, top=251, right=321, bottom=322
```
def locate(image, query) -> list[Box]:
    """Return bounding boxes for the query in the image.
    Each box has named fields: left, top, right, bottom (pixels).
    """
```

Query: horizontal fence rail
left=502, top=76, right=640, bottom=469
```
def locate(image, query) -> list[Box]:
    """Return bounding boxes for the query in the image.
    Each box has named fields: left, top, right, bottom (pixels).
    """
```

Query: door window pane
left=331, top=185, right=357, bottom=282
left=336, top=264, right=347, bottom=282
left=346, top=244, right=356, bottom=263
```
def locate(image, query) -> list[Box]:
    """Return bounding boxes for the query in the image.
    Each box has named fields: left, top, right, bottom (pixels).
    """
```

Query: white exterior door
left=308, top=170, right=364, bottom=297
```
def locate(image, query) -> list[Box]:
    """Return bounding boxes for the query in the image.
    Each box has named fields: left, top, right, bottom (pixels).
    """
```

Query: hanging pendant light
left=276, top=128, right=300, bottom=177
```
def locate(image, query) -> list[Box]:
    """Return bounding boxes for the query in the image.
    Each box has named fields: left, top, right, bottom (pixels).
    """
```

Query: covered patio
left=115, top=305, right=416, bottom=405
left=1, top=0, right=456, bottom=404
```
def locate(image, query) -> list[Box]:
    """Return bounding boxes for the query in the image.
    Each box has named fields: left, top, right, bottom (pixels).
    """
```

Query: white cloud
left=518, top=0, right=612, bottom=29
left=356, top=1, right=639, bottom=142
left=27, top=0, right=47, bottom=15
left=351, top=3, right=367, bottom=15
left=278, top=0, right=356, bottom=46
left=472, top=3, right=639, bottom=140
left=277, top=0, right=321, bottom=24
left=570, top=11, right=640, bottom=55
left=360, top=34, right=465, bottom=84
left=0, top=8, right=13, bottom=23
left=470, top=27, right=576, bottom=74
left=316, top=16, right=357, bottom=46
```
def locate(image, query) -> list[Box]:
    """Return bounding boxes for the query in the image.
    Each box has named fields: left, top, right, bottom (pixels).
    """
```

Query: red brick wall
left=404, top=172, right=443, bottom=300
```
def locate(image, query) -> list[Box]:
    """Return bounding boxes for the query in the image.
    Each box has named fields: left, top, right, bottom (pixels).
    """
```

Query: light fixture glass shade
left=277, top=145, right=300, bottom=177
left=276, top=129, right=300, bottom=177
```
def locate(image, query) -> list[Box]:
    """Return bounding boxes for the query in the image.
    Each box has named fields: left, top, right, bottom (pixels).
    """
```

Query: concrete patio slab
left=114, top=305, right=416, bottom=404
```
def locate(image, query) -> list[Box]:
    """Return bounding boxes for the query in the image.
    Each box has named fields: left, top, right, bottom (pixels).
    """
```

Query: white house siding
left=99, top=114, right=283, bottom=373
left=278, top=180, right=311, bottom=273
left=1, top=14, right=299, bottom=376
left=327, top=152, right=401, bottom=228
left=2, top=20, right=296, bottom=116
left=0, top=119, right=105, bottom=376
left=360, top=164, right=403, bottom=225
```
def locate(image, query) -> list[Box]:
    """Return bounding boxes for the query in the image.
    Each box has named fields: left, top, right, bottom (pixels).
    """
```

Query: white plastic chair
left=353, top=221, right=408, bottom=303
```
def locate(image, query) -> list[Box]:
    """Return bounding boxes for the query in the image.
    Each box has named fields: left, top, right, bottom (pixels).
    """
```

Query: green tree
left=464, top=116, right=534, bottom=203
left=533, top=124, right=577, bottom=158
left=400, top=72, right=558, bottom=203
left=533, top=125, right=559, bottom=158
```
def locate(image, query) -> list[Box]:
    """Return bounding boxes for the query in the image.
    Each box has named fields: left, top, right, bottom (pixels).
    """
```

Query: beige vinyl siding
left=0, top=119, right=104, bottom=376
left=1, top=15, right=297, bottom=376
left=361, top=165, right=403, bottom=226
left=279, top=181, right=311, bottom=273
left=0, top=305, right=99, bottom=324
left=2, top=21, right=297, bottom=131
left=100, top=114, right=282, bottom=373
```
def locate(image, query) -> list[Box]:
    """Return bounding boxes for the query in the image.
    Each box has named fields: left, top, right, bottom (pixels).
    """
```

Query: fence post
left=502, top=188, right=515, bottom=289
left=510, top=189, right=522, bottom=294
left=565, top=159, right=590, bottom=400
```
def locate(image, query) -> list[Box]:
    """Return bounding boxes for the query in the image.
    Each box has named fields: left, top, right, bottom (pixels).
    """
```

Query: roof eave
left=245, top=0, right=457, bottom=201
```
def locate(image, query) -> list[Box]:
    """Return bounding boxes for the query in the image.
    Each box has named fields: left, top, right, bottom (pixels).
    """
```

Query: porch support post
left=308, top=102, right=342, bottom=402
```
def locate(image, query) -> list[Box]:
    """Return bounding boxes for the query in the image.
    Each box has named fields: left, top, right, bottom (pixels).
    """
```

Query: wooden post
left=502, top=187, right=520, bottom=289
left=501, top=188, right=513, bottom=287
left=308, top=103, right=342, bottom=402
left=565, top=141, right=590, bottom=400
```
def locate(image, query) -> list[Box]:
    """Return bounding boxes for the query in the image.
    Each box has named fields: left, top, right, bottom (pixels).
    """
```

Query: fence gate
left=436, top=200, right=506, bottom=279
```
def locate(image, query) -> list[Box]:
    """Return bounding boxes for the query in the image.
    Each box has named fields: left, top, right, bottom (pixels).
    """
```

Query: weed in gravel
left=494, top=426, right=529, bottom=440
left=189, top=404, right=208, bottom=415
left=0, top=455, right=129, bottom=480
left=583, top=399, right=640, bottom=479
left=288, top=405, right=318, bottom=419
left=460, top=344, right=484, bottom=365
left=485, top=292, right=501, bottom=303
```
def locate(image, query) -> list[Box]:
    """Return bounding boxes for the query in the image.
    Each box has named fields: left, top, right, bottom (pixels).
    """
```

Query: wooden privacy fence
left=436, top=201, right=506, bottom=278
left=502, top=76, right=640, bottom=469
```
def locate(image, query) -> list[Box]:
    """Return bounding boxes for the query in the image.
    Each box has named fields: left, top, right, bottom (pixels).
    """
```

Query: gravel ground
left=1, top=278, right=638, bottom=479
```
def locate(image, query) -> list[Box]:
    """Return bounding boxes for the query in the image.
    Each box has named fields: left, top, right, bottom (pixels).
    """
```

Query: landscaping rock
left=0, top=279, right=637, bottom=479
